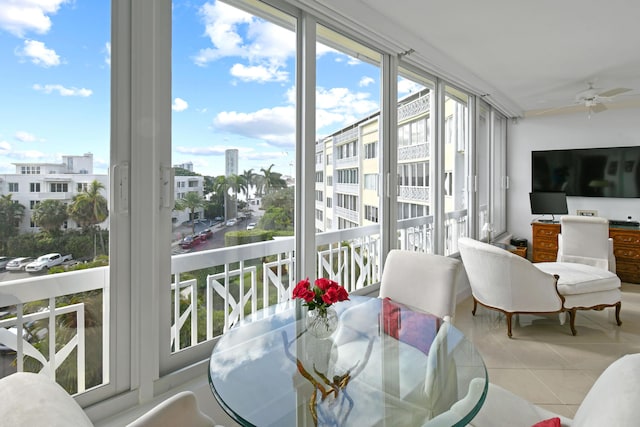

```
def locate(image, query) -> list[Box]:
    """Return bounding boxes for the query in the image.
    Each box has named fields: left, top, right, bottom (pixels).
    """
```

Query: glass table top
left=209, top=296, right=487, bottom=427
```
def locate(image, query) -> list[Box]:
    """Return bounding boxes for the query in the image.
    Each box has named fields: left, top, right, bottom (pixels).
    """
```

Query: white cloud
left=194, top=1, right=294, bottom=84
left=214, top=106, right=296, bottom=148
left=15, top=131, right=39, bottom=142
left=0, top=141, right=11, bottom=154
left=172, top=97, right=188, bottom=112
left=0, top=0, right=68, bottom=37
left=315, top=86, right=378, bottom=129
left=359, top=76, right=375, bottom=87
left=104, top=42, right=111, bottom=66
left=17, top=39, right=61, bottom=67
left=33, top=83, right=92, bottom=97
left=230, top=63, right=288, bottom=83
left=398, top=77, right=426, bottom=96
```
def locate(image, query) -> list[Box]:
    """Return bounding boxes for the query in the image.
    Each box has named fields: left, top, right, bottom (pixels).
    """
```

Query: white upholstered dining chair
left=557, top=215, right=616, bottom=273
left=379, top=249, right=462, bottom=322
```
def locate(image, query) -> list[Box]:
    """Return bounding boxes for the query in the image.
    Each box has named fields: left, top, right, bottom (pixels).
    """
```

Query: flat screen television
left=532, top=146, right=640, bottom=198
left=530, top=192, right=568, bottom=222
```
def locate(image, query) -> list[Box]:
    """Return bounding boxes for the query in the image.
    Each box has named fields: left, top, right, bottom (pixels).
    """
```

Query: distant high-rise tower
left=225, top=149, right=238, bottom=177
left=224, top=149, right=239, bottom=221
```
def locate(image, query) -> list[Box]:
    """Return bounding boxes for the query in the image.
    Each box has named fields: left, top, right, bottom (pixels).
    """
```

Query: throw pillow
left=531, top=417, right=561, bottom=427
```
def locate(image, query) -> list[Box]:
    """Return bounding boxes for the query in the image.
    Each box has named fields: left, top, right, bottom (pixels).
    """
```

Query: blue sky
left=0, top=1, right=417, bottom=177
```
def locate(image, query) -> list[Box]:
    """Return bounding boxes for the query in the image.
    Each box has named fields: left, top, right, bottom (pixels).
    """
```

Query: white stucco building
left=0, top=153, right=109, bottom=232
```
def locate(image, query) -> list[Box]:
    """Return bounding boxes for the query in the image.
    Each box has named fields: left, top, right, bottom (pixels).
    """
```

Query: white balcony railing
left=0, top=213, right=469, bottom=395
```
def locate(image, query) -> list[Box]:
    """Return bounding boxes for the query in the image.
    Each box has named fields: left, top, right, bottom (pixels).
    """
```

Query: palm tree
left=68, top=180, right=109, bottom=256
left=241, top=169, right=257, bottom=198
left=0, top=194, right=25, bottom=252
left=32, top=199, right=68, bottom=234
left=68, top=180, right=109, bottom=230
left=260, top=164, right=287, bottom=195
left=174, top=191, right=205, bottom=235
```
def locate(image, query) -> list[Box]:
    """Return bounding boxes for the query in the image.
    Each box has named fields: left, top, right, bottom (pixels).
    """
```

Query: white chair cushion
left=572, top=353, right=640, bottom=426
left=0, top=372, right=93, bottom=427
left=534, top=262, right=620, bottom=295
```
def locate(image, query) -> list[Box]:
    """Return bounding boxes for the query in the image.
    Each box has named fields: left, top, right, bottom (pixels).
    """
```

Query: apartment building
left=0, top=153, right=109, bottom=232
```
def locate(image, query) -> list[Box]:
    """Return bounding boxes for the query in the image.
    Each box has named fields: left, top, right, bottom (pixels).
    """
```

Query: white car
left=25, top=253, right=72, bottom=273
left=226, top=218, right=237, bottom=227
left=246, top=222, right=257, bottom=230
left=6, top=257, right=35, bottom=272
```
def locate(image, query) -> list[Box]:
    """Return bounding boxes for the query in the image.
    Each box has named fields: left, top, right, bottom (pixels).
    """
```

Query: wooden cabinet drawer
left=613, top=247, right=640, bottom=261
left=610, top=231, right=640, bottom=246
left=533, top=251, right=557, bottom=262
left=534, top=239, right=558, bottom=252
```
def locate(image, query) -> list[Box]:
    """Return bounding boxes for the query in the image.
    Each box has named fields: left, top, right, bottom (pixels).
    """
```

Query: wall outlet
left=577, top=209, right=598, bottom=217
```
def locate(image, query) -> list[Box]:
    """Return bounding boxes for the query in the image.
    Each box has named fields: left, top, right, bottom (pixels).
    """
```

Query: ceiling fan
left=530, top=82, right=633, bottom=117
left=573, top=82, right=632, bottom=114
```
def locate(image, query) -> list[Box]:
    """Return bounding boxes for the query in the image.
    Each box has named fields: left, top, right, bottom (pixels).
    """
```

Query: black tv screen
left=532, top=146, right=640, bottom=198
left=529, top=192, right=568, bottom=215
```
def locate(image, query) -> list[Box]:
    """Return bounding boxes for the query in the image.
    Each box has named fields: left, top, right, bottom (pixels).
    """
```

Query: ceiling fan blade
left=592, top=103, right=608, bottom=113
left=598, top=88, right=631, bottom=98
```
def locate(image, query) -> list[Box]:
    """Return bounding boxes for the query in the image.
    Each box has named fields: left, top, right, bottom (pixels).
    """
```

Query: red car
left=179, top=235, right=200, bottom=249
left=198, top=228, right=213, bottom=240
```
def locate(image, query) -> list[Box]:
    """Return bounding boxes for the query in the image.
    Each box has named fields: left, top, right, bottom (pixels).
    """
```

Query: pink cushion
left=531, top=417, right=560, bottom=427
left=381, top=297, right=441, bottom=355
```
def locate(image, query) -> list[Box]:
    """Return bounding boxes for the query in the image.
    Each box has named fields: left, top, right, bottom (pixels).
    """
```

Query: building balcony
left=398, top=185, right=430, bottom=203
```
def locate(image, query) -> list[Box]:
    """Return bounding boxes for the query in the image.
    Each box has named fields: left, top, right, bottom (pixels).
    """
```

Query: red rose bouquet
left=292, top=277, right=349, bottom=315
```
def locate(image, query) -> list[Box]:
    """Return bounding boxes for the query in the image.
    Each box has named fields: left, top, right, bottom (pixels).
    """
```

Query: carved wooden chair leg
left=568, top=309, right=577, bottom=336
left=506, top=312, right=513, bottom=338
left=472, top=297, right=478, bottom=316
left=615, top=302, right=622, bottom=326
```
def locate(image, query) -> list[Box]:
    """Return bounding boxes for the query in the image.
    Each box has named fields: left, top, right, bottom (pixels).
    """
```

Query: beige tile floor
left=453, top=282, right=640, bottom=419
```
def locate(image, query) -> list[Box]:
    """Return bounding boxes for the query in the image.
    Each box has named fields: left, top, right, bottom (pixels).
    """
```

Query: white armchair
left=557, top=215, right=616, bottom=273
left=379, top=249, right=462, bottom=321
left=458, top=237, right=564, bottom=337
left=466, top=353, right=640, bottom=427
left=459, top=237, right=622, bottom=337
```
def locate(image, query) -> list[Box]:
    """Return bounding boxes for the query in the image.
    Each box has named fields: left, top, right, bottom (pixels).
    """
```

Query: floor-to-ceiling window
left=477, top=100, right=491, bottom=241
left=164, top=0, right=298, bottom=371
left=0, top=0, right=118, bottom=405
left=396, top=67, right=436, bottom=253
left=443, top=85, right=470, bottom=255
left=314, top=24, right=382, bottom=290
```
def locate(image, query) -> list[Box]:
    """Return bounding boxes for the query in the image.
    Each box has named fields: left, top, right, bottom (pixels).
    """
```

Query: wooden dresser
left=531, top=221, right=640, bottom=284
left=531, top=222, right=561, bottom=263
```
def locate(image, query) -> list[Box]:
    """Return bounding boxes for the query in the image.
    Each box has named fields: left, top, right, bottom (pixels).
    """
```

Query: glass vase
left=306, top=306, right=338, bottom=339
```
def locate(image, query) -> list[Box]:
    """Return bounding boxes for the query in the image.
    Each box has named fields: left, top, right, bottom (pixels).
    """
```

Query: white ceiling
left=314, top=0, right=640, bottom=117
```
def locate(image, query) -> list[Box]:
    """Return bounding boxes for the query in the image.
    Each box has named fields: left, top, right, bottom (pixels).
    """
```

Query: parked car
left=25, top=253, right=73, bottom=273
left=225, top=218, right=237, bottom=227
left=246, top=222, right=257, bottom=230
left=179, top=235, right=200, bottom=249
left=6, top=257, right=36, bottom=272
left=0, top=256, right=15, bottom=270
left=198, top=228, right=213, bottom=240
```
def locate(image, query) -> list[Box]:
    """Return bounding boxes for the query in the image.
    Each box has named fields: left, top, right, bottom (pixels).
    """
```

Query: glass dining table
left=208, top=295, right=487, bottom=427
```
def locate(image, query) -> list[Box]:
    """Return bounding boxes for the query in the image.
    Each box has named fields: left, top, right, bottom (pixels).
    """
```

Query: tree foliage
left=259, top=187, right=294, bottom=231
left=174, top=191, right=205, bottom=234
left=67, top=180, right=109, bottom=230
left=32, top=199, right=68, bottom=234
left=0, top=194, right=25, bottom=252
